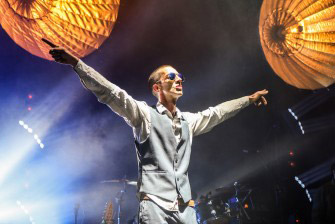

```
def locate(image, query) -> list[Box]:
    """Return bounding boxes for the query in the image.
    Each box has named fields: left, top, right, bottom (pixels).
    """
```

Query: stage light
left=288, top=109, right=298, bottom=120
left=28, top=94, right=33, bottom=99
left=297, top=121, right=305, bottom=135
left=290, top=162, right=295, bottom=167
left=306, top=189, right=312, bottom=202
left=289, top=151, right=294, bottom=156
left=294, top=176, right=312, bottom=202
left=288, top=88, right=335, bottom=134
left=0, top=78, right=94, bottom=223
left=18, top=120, right=45, bottom=149
left=27, top=107, right=32, bottom=111
left=298, top=115, right=335, bottom=134
left=298, top=159, right=334, bottom=186
left=288, top=90, right=331, bottom=120
left=16, top=200, right=36, bottom=224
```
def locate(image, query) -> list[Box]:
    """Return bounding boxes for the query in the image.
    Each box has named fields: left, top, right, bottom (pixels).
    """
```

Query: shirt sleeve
left=183, top=96, right=250, bottom=136
left=73, top=60, right=150, bottom=141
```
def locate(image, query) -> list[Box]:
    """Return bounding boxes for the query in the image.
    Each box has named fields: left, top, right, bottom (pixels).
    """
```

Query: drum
left=195, top=186, right=245, bottom=224
left=195, top=197, right=230, bottom=224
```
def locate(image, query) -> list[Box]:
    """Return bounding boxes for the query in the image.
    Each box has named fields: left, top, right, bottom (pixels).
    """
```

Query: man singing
left=44, top=39, right=268, bottom=224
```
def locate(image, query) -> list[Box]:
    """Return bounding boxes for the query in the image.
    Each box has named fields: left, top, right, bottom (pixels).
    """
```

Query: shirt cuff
left=241, top=95, right=252, bottom=108
left=73, top=59, right=85, bottom=74
left=72, top=59, right=94, bottom=90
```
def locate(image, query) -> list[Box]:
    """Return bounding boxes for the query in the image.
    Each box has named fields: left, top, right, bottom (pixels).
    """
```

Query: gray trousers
left=138, top=199, right=198, bottom=224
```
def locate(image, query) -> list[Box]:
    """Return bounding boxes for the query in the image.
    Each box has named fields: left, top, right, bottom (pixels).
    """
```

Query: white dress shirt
left=74, top=60, right=251, bottom=210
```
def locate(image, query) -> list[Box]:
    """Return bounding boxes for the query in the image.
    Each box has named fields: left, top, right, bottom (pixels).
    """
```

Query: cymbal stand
left=234, top=183, right=251, bottom=224
left=115, top=179, right=126, bottom=224
left=237, top=190, right=252, bottom=223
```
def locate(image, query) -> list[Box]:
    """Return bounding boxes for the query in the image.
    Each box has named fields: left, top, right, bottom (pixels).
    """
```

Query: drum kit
left=98, top=178, right=253, bottom=224
left=195, top=182, right=253, bottom=224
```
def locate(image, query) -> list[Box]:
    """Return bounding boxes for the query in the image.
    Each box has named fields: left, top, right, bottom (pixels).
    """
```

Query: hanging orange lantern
left=259, top=0, right=335, bottom=90
left=0, top=0, right=120, bottom=60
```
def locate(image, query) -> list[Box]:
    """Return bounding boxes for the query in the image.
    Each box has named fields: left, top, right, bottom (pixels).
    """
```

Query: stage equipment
left=196, top=184, right=253, bottom=224
left=259, top=0, right=335, bottom=90
left=101, top=178, right=137, bottom=224
left=287, top=86, right=335, bottom=134
left=288, top=88, right=331, bottom=120
left=298, top=114, right=335, bottom=134
left=74, top=203, right=80, bottom=224
left=101, top=201, right=114, bottom=224
left=294, top=176, right=312, bottom=202
left=0, top=0, right=120, bottom=60
left=18, top=120, right=45, bottom=149
left=297, top=158, right=334, bottom=187
left=101, top=179, right=137, bottom=186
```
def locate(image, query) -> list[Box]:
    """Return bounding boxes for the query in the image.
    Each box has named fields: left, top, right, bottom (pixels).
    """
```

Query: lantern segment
left=259, top=0, right=335, bottom=90
left=0, top=0, right=120, bottom=60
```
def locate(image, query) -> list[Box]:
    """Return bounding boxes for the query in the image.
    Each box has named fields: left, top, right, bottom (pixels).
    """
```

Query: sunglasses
left=158, top=73, right=185, bottom=83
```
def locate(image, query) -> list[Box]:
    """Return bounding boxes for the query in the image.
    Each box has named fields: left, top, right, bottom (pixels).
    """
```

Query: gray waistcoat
left=135, top=106, right=192, bottom=202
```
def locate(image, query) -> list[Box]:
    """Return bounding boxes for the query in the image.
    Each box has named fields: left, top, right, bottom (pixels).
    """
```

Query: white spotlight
left=23, top=124, right=28, bottom=129
left=19, top=120, right=24, bottom=126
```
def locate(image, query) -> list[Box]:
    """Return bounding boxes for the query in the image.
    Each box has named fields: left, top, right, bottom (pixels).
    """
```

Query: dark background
left=0, top=0, right=334, bottom=223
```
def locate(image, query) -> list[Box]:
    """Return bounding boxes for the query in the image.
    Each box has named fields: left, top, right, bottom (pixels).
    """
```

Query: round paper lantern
left=259, top=0, right=335, bottom=89
left=0, top=0, right=120, bottom=60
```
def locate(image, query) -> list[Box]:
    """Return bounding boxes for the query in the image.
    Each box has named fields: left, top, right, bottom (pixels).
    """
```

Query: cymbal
left=207, top=187, right=235, bottom=199
left=213, top=186, right=235, bottom=194
left=101, top=179, right=137, bottom=186
left=207, top=186, right=252, bottom=199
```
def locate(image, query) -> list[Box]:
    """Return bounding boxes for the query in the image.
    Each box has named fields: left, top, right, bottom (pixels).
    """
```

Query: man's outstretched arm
left=184, top=90, right=269, bottom=137
left=43, top=39, right=149, bottom=130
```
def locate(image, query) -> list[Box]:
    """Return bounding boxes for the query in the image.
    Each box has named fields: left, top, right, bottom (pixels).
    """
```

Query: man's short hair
left=148, top=65, right=171, bottom=96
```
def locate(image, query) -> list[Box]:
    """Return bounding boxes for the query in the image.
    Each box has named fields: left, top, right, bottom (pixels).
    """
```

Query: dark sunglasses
left=166, top=73, right=185, bottom=82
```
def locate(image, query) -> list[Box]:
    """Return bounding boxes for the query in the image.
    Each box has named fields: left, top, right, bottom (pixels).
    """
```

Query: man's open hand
left=249, top=89, right=268, bottom=106
left=42, top=38, right=79, bottom=67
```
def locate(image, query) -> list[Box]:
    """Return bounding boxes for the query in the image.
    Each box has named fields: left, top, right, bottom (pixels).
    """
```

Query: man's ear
left=153, top=83, right=160, bottom=93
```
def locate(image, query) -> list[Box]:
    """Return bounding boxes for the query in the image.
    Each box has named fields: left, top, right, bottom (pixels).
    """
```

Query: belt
left=178, top=198, right=195, bottom=207
left=141, top=195, right=195, bottom=207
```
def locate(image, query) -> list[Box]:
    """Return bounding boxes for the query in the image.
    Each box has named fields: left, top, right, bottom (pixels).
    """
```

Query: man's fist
left=248, top=89, right=268, bottom=106
left=42, top=38, right=79, bottom=67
